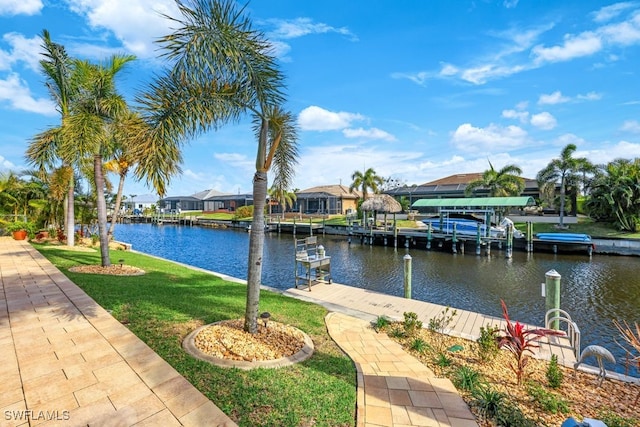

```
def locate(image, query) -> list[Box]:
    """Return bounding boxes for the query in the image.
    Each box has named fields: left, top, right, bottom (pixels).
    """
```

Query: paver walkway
left=325, top=312, right=477, bottom=427
left=0, top=237, right=236, bottom=427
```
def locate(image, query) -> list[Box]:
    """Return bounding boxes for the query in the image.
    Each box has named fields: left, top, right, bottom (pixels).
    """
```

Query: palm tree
left=105, top=110, right=147, bottom=236
left=137, top=0, right=298, bottom=333
left=269, top=185, right=297, bottom=219
left=26, top=30, right=78, bottom=246
left=349, top=167, right=384, bottom=201
left=61, top=55, right=135, bottom=266
left=537, top=144, right=592, bottom=228
left=465, top=161, right=525, bottom=197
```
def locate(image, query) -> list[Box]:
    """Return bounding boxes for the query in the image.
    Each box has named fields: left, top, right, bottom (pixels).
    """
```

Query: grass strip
left=35, top=244, right=356, bottom=427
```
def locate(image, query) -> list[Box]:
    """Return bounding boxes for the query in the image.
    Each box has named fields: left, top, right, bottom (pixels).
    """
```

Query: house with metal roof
left=294, top=184, right=361, bottom=215
left=159, top=189, right=227, bottom=212
left=385, top=173, right=541, bottom=206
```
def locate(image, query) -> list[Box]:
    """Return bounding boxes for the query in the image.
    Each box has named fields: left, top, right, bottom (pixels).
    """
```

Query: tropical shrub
left=427, top=306, right=457, bottom=333
left=403, top=311, right=423, bottom=337
left=472, top=385, right=505, bottom=418
left=496, top=300, right=564, bottom=385
left=477, top=324, right=500, bottom=362
left=546, top=354, right=563, bottom=388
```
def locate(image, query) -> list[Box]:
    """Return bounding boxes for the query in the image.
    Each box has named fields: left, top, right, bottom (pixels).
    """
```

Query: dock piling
left=403, top=254, right=412, bottom=299
left=545, top=270, right=562, bottom=329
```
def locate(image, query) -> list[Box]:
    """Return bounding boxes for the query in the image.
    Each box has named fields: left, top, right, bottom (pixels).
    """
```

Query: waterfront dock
left=285, top=281, right=579, bottom=368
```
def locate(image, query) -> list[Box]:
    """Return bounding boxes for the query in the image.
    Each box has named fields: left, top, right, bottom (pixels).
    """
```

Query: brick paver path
left=326, top=312, right=478, bottom=427
left=0, top=237, right=236, bottom=427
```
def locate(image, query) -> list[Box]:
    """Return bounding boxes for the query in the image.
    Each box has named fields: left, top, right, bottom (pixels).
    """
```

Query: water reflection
left=114, top=223, right=639, bottom=376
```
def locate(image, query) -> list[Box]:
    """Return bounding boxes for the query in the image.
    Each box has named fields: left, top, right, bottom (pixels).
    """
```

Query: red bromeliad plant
left=496, top=300, right=565, bottom=385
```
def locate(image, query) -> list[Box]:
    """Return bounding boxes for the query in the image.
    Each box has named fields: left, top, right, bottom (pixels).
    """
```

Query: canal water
left=114, top=223, right=640, bottom=377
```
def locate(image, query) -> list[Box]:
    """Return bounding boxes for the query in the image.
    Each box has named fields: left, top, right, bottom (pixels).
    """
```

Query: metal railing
left=545, top=308, right=581, bottom=358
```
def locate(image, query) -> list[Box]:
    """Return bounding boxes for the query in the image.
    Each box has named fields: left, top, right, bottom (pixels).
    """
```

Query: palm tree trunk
left=245, top=169, right=267, bottom=334
left=94, top=155, right=111, bottom=267
left=66, top=178, right=75, bottom=246
left=559, top=176, right=566, bottom=227
left=108, top=175, right=126, bottom=237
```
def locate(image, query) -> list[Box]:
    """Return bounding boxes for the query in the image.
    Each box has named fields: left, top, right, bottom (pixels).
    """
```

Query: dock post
left=347, top=218, right=352, bottom=244
left=476, top=227, right=481, bottom=255
left=526, top=221, right=533, bottom=252
left=506, top=224, right=513, bottom=259
left=452, top=223, right=458, bottom=254
left=394, top=226, right=398, bottom=248
left=278, top=217, right=281, bottom=233
left=293, top=218, right=296, bottom=236
left=309, top=218, right=313, bottom=236
left=322, top=217, right=325, bottom=236
left=426, top=223, right=432, bottom=250
left=545, top=270, right=561, bottom=329
left=403, top=254, right=412, bottom=299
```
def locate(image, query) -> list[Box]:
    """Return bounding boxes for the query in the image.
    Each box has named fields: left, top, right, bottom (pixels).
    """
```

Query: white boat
left=422, top=216, right=523, bottom=239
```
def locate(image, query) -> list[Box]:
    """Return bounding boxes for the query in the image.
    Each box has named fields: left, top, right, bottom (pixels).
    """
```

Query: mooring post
left=452, top=223, right=458, bottom=254
left=506, top=224, right=513, bottom=259
left=545, top=269, right=561, bottom=329
left=309, top=218, right=313, bottom=236
left=426, top=223, right=432, bottom=250
left=476, top=226, right=481, bottom=255
left=278, top=217, right=281, bottom=233
left=293, top=217, right=296, bottom=236
left=394, top=225, right=398, bottom=248
left=526, top=221, right=533, bottom=252
left=404, top=254, right=412, bottom=299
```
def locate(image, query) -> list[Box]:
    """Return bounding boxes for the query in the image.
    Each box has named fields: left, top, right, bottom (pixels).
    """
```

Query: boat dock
left=285, top=281, right=580, bottom=368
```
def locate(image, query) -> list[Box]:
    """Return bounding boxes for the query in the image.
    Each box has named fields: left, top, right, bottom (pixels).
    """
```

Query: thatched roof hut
left=360, top=194, right=402, bottom=213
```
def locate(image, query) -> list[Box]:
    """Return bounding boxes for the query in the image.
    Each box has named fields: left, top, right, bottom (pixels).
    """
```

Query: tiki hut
left=360, top=194, right=403, bottom=228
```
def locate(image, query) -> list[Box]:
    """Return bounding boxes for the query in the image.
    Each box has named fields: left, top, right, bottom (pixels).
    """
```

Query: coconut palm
left=537, top=144, right=592, bottom=228
left=350, top=167, right=384, bottom=201
left=465, top=161, right=524, bottom=197
left=136, top=0, right=298, bottom=333
left=60, top=55, right=135, bottom=266
left=269, top=185, right=297, bottom=219
left=26, top=30, right=78, bottom=245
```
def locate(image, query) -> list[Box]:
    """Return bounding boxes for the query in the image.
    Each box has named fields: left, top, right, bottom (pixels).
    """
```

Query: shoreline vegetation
left=34, top=243, right=640, bottom=426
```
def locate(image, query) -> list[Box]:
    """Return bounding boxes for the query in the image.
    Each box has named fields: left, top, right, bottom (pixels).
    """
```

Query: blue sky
left=1, top=1, right=640, bottom=197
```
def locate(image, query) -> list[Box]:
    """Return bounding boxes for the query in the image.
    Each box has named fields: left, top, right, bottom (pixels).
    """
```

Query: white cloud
left=342, top=127, right=396, bottom=141
left=621, top=120, right=640, bottom=133
left=65, top=0, right=180, bottom=58
left=503, top=0, right=519, bottom=9
left=450, top=123, right=528, bottom=152
left=538, top=91, right=570, bottom=105
left=298, top=106, right=365, bottom=131
left=266, top=17, right=357, bottom=41
left=599, top=17, right=640, bottom=46
left=0, top=33, right=42, bottom=72
left=0, top=155, right=17, bottom=171
left=577, top=91, right=602, bottom=101
left=0, top=0, right=42, bottom=16
left=391, top=71, right=430, bottom=86
left=502, top=109, right=529, bottom=123
left=592, top=2, right=636, bottom=23
left=533, top=31, right=603, bottom=63
left=0, top=73, right=55, bottom=115
left=530, top=112, right=557, bottom=130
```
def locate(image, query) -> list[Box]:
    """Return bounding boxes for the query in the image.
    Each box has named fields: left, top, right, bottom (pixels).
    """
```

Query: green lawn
left=35, top=245, right=356, bottom=427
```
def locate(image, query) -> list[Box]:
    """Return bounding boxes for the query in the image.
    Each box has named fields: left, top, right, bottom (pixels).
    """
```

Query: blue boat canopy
left=411, top=196, right=535, bottom=208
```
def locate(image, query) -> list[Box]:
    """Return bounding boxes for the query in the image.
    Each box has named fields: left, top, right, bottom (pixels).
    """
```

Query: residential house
left=294, top=184, right=360, bottom=215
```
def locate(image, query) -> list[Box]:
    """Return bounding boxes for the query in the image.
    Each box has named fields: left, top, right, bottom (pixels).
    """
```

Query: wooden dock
left=284, top=281, right=579, bottom=368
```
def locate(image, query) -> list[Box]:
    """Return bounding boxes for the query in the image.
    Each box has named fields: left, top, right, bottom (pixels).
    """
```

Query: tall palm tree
left=537, top=144, right=592, bottom=228
left=26, top=30, right=78, bottom=245
left=465, top=161, right=525, bottom=197
left=350, top=167, right=383, bottom=201
left=61, top=55, right=135, bottom=266
left=137, top=0, right=298, bottom=334
left=105, top=110, right=147, bottom=236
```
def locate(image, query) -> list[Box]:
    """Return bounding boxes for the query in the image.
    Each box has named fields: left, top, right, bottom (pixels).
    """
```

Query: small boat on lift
left=422, top=215, right=523, bottom=239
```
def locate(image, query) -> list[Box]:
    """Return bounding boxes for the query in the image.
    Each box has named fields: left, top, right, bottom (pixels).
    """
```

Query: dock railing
left=545, top=308, right=581, bottom=358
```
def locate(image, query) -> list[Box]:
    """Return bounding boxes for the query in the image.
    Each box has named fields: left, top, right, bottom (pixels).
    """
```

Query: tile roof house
left=295, top=185, right=361, bottom=215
